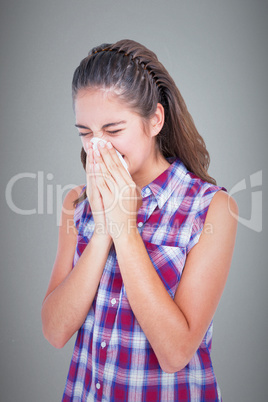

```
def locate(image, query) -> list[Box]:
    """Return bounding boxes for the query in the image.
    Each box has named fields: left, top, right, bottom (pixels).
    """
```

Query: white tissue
left=90, top=137, right=130, bottom=175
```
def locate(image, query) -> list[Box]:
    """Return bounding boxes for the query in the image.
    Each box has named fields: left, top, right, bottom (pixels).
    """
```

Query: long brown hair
left=72, top=39, right=216, bottom=206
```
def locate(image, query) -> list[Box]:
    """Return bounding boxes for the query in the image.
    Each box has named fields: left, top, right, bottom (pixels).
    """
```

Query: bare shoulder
left=209, top=190, right=238, bottom=213
left=57, top=184, right=85, bottom=238
left=59, top=185, right=85, bottom=223
left=62, top=185, right=85, bottom=211
left=185, top=189, right=239, bottom=251
left=206, top=190, right=238, bottom=227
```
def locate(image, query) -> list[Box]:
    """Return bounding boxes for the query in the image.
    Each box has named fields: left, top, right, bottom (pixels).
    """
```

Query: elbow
left=159, top=359, right=189, bottom=374
left=42, top=324, right=68, bottom=349
left=41, top=310, right=68, bottom=349
left=51, top=339, right=67, bottom=349
left=44, top=332, right=66, bottom=349
left=157, top=346, right=194, bottom=374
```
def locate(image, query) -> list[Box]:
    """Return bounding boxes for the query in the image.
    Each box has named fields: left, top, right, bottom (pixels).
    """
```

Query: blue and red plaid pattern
left=62, top=158, right=226, bottom=401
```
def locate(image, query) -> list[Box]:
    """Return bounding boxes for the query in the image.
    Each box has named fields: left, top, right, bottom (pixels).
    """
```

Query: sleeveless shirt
left=62, top=157, right=226, bottom=401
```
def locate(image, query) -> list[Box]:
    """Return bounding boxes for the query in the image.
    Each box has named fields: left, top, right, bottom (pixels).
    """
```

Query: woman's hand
left=85, top=143, right=112, bottom=240
left=93, top=141, right=141, bottom=240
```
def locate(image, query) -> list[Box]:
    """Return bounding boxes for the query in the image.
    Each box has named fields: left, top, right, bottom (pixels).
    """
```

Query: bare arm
left=41, top=186, right=112, bottom=348
left=113, top=191, right=238, bottom=373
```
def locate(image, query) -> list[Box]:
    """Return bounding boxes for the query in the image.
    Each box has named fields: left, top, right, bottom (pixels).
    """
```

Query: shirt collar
left=141, top=158, right=188, bottom=209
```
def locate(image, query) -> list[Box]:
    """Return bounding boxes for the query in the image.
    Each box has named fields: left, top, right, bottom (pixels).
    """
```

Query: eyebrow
left=75, top=120, right=127, bottom=130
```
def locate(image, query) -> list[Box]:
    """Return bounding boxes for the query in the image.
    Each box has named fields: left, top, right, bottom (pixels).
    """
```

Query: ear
left=150, top=103, right=165, bottom=137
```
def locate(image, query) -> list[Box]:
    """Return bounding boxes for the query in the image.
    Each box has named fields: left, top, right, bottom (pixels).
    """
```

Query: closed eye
left=78, top=129, right=123, bottom=136
left=107, top=129, right=123, bottom=135
left=78, top=132, right=92, bottom=137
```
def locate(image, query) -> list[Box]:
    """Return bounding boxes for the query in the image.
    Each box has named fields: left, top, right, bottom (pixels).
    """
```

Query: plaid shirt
left=62, top=158, right=226, bottom=401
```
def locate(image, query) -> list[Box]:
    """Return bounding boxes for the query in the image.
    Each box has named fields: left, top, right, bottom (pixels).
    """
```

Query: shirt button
left=101, top=341, right=106, bottom=348
left=138, top=222, right=143, bottom=228
left=96, top=382, right=101, bottom=390
left=111, top=298, right=116, bottom=305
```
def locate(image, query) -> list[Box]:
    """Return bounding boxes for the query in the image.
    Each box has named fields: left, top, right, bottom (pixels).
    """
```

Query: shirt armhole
left=73, top=185, right=87, bottom=231
left=186, top=186, right=227, bottom=254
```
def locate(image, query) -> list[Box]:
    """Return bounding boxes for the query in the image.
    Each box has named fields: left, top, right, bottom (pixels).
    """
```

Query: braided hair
left=72, top=39, right=216, bottom=205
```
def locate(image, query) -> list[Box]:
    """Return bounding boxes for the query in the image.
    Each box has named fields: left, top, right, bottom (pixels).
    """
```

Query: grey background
left=0, top=0, right=267, bottom=401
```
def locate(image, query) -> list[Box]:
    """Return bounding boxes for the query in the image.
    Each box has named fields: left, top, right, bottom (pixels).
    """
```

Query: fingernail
left=107, top=142, right=113, bottom=149
left=94, top=149, right=100, bottom=157
left=99, top=141, right=105, bottom=148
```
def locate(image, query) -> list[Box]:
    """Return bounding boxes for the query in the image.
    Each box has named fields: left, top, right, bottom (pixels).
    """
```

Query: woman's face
left=74, top=88, right=159, bottom=180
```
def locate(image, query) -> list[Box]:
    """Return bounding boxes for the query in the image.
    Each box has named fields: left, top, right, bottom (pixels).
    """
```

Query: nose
left=93, top=130, right=106, bottom=139
left=91, top=132, right=107, bottom=143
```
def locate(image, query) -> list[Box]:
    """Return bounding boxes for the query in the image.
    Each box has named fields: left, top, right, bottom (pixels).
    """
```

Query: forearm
left=113, top=232, right=191, bottom=373
left=42, top=234, right=112, bottom=348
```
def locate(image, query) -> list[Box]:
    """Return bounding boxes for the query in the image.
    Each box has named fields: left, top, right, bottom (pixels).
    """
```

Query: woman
left=42, top=39, right=238, bottom=401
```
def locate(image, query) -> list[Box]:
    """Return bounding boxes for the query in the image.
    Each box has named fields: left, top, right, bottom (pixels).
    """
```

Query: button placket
left=99, top=338, right=108, bottom=373
left=94, top=270, right=122, bottom=401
